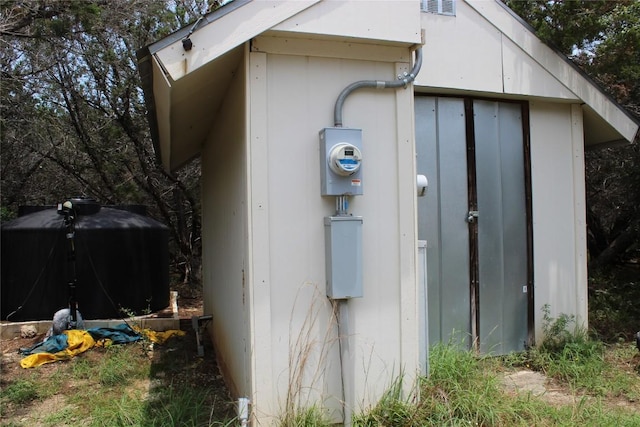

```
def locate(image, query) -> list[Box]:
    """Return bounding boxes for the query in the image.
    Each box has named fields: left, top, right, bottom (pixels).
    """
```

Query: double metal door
left=415, top=96, right=532, bottom=355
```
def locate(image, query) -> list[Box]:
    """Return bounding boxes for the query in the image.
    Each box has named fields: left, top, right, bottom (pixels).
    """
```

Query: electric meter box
left=324, top=215, right=363, bottom=299
left=319, top=127, right=363, bottom=196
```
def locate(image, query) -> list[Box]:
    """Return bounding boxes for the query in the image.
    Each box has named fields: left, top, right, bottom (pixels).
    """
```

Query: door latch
left=467, top=210, right=479, bottom=223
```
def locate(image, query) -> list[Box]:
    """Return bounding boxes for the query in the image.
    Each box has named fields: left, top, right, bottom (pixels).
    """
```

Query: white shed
left=137, top=0, right=639, bottom=424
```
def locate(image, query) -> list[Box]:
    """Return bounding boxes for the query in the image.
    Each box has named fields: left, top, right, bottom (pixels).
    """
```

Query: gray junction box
left=324, top=216, right=363, bottom=299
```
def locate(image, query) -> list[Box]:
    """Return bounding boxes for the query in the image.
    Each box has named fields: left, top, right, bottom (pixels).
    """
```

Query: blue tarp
left=20, top=323, right=141, bottom=355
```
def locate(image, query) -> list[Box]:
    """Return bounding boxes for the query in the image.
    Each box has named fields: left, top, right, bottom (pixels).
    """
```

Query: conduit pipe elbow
left=333, top=47, right=423, bottom=127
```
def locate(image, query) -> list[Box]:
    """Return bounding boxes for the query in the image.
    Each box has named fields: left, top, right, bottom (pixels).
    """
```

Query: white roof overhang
left=137, top=0, right=320, bottom=171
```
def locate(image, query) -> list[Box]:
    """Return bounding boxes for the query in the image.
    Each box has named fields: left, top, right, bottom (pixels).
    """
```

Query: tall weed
left=279, top=405, right=332, bottom=427
left=522, top=305, right=608, bottom=393
left=417, top=344, right=512, bottom=426
left=353, top=377, right=418, bottom=427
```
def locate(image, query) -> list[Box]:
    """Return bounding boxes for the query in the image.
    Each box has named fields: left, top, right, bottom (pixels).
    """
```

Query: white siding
left=246, top=49, right=277, bottom=423
left=529, top=101, right=588, bottom=337
left=417, top=0, right=504, bottom=94
left=246, top=40, right=419, bottom=422
left=201, top=48, right=250, bottom=398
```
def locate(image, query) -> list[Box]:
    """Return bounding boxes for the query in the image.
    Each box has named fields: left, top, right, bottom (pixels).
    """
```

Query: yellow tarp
left=133, top=326, right=185, bottom=344
left=20, top=327, right=186, bottom=369
left=20, top=329, right=95, bottom=368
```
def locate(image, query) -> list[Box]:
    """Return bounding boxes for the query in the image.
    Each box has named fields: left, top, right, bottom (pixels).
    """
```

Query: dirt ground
left=2, top=290, right=639, bottom=424
left=0, top=292, right=235, bottom=426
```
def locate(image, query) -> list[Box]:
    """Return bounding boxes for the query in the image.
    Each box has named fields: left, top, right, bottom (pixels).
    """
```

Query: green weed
left=0, top=379, right=40, bottom=404
left=98, top=344, right=149, bottom=386
left=279, top=405, right=332, bottom=427
left=520, top=305, right=611, bottom=394
left=417, top=344, right=512, bottom=426
left=146, top=383, right=231, bottom=427
left=353, top=377, right=418, bottom=427
left=71, top=357, right=94, bottom=380
left=42, top=406, right=79, bottom=426
left=412, top=342, right=640, bottom=426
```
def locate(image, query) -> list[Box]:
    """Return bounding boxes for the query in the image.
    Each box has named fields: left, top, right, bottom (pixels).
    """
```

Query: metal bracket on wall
left=191, top=315, right=213, bottom=357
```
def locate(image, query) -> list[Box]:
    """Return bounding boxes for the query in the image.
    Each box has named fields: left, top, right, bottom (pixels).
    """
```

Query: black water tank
left=1, top=198, right=170, bottom=321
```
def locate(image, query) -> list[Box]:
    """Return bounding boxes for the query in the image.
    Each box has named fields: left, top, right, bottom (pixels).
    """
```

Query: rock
left=501, top=370, right=547, bottom=396
left=20, top=325, right=38, bottom=339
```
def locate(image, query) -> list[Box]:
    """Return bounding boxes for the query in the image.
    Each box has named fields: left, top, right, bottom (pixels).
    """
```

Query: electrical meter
left=319, top=127, right=363, bottom=196
left=328, top=143, right=362, bottom=176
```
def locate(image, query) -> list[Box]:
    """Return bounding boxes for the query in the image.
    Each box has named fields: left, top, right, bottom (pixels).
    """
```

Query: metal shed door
left=415, top=96, right=531, bottom=355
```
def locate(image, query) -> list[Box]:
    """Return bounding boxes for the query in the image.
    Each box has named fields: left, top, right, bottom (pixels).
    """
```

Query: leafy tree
left=1, top=0, right=221, bottom=285
left=504, top=0, right=640, bottom=270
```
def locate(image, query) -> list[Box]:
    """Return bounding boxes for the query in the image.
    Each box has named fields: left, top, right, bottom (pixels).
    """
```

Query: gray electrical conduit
left=329, top=47, right=422, bottom=426
left=333, top=47, right=423, bottom=127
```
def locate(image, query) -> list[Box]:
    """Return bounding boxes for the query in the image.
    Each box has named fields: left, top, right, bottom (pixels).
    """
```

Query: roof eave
left=136, top=0, right=253, bottom=171
left=491, top=0, right=640, bottom=146
left=136, top=0, right=322, bottom=172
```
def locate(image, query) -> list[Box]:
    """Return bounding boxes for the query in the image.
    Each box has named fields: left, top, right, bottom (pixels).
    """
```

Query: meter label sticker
left=339, top=159, right=358, bottom=171
left=351, top=179, right=361, bottom=186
